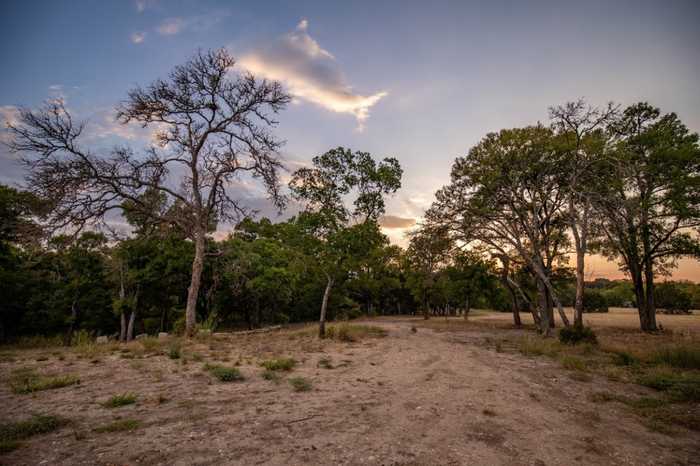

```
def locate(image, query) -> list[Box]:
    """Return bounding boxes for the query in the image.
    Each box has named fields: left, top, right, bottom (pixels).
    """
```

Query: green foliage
left=583, top=290, right=609, bottom=313
left=288, top=376, right=312, bottom=392
left=167, top=341, right=181, bottom=360
left=261, top=370, right=281, bottom=382
left=650, top=345, right=700, bottom=370
left=204, top=363, right=244, bottom=382
left=102, top=393, right=137, bottom=408
left=0, top=415, right=65, bottom=442
left=260, top=358, right=296, bottom=371
left=636, top=370, right=700, bottom=402
left=93, top=419, right=140, bottom=433
left=560, top=355, right=588, bottom=372
left=559, top=326, right=597, bottom=345
left=9, top=368, right=80, bottom=394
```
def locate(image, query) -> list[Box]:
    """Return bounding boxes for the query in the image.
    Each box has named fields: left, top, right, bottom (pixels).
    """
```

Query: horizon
left=1, top=0, right=699, bottom=282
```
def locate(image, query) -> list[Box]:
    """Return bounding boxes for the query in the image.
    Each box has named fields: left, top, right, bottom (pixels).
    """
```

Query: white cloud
left=0, top=105, right=21, bottom=143
left=238, top=19, right=387, bottom=131
left=135, top=0, right=157, bottom=13
left=157, top=18, right=183, bottom=35
left=131, top=32, right=146, bottom=44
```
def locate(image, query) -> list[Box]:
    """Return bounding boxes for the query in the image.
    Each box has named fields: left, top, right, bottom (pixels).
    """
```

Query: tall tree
left=290, top=147, right=402, bottom=337
left=8, top=49, right=291, bottom=336
left=594, top=103, right=700, bottom=331
left=549, top=99, right=617, bottom=327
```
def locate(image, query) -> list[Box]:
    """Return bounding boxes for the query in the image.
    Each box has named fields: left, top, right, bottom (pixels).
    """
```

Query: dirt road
left=2, top=318, right=698, bottom=465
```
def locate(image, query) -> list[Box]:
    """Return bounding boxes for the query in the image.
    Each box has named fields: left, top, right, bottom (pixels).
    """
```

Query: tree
left=290, top=147, right=402, bottom=337
left=594, top=103, right=700, bottom=331
left=8, top=49, right=291, bottom=336
left=427, top=126, right=571, bottom=335
left=549, top=100, right=617, bottom=327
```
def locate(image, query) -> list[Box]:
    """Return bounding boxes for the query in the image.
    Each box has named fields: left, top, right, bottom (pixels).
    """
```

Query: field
left=1, top=312, right=699, bottom=466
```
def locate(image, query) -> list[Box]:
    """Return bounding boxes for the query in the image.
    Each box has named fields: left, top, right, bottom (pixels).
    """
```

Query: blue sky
left=1, top=0, right=699, bottom=279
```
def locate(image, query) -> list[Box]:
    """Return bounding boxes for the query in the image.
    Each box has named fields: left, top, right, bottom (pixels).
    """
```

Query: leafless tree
left=7, top=49, right=291, bottom=336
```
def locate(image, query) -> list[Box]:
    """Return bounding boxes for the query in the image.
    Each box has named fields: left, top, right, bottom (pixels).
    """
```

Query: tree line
left=2, top=49, right=699, bottom=341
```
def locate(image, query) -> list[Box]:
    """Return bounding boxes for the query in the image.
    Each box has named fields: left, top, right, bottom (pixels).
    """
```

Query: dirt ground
left=1, top=314, right=699, bottom=466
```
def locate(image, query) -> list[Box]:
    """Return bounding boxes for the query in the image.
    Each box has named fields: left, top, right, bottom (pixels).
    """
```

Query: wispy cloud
left=135, top=0, right=157, bottom=13
left=239, top=19, right=387, bottom=131
left=157, top=17, right=183, bottom=36
left=131, top=32, right=146, bottom=44
left=379, top=215, right=416, bottom=229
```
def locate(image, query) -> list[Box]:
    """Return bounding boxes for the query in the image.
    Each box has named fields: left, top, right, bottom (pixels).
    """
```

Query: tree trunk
left=643, top=260, right=658, bottom=331
left=120, top=312, right=127, bottom=342
left=573, top=247, right=585, bottom=328
left=119, top=264, right=127, bottom=342
left=185, top=229, right=206, bottom=337
left=126, top=309, right=136, bottom=341
left=319, top=275, right=333, bottom=338
left=64, top=297, right=78, bottom=346
left=531, top=259, right=570, bottom=327
left=536, top=278, right=550, bottom=336
left=464, top=295, right=471, bottom=320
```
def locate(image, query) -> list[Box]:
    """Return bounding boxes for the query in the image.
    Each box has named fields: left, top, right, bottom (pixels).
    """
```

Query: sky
left=1, top=0, right=699, bottom=281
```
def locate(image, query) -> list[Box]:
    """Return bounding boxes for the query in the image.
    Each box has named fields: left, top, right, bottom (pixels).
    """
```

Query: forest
left=1, top=49, right=699, bottom=344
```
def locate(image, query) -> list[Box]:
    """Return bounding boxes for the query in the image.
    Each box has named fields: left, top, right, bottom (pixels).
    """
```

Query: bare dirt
left=1, top=316, right=699, bottom=466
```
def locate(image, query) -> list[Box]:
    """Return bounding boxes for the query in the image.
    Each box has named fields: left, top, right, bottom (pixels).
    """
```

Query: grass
left=102, top=393, right=137, bottom=408
left=635, top=369, right=700, bottom=402
left=167, top=342, right=181, bottom=360
left=261, top=370, right=282, bottom=382
left=324, top=323, right=387, bottom=342
left=8, top=368, right=80, bottom=394
left=649, top=345, right=700, bottom=369
left=560, top=355, right=588, bottom=372
left=93, top=419, right=140, bottom=433
left=318, top=356, right=333, bottom=369
left=0, top=414, right=66, bottom=453
left=260, top=357, right=296, bottom=371
left=289, top=376, right=312, bottom=392
left=517, top=335, right=562, bottom=357
left=139, top=337, right=162, bottom=352
left=203, top=363, right=244, bottom=382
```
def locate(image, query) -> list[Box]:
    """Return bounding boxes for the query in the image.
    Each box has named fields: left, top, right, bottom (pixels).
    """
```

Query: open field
left=1, top=314, right=699, bottom=466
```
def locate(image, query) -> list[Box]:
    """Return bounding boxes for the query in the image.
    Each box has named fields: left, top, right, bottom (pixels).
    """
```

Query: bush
left=204, top=363, right=244, bottom=382
left=0, top=415, right=65, bottom=442
left=583, top=290, right=609, bottom=313
left=167, top=342, right=181, bottom=360
left=559, top=326, right=597, bottom=345
left=655, top=282, right=692, bottom=314
left=260, top=358, right=296, bottom=371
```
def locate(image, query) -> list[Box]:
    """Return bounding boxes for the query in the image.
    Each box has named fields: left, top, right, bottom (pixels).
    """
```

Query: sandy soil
left=1, top=317, right=699, bottom=466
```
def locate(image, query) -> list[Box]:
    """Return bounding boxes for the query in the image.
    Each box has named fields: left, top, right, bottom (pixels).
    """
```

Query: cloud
left=135, top=0, right=157, bottom=13
left=379, top=215, right=416, bottom=229
left=131, top=32, right=146, bottom=44
left=157, top=18, right=183, bottom=35
left=238, top=19, right=387, bottom=130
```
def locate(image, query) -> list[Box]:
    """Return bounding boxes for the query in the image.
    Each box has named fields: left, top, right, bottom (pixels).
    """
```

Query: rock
left=158, top=332, right=169, bottom=340
left=135, top=333, right=147, bottom=340
left=198, top=329, right=212, bottom=336
left=95, top=336, right=109, bottom=344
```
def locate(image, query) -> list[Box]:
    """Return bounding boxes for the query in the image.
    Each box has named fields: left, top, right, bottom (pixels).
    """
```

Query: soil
left=1, top=316, right=699, bottom=466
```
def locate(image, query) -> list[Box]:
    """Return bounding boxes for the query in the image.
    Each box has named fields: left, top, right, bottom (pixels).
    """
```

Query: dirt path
left=2, top=318, right=698, bottom=466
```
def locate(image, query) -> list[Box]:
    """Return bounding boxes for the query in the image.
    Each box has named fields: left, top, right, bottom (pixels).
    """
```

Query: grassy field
left=1, top=315, right=698, bottom=465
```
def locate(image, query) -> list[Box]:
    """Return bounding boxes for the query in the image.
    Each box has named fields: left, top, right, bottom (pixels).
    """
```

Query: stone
left=198, top=329, right=212, bottom=336
left=95, top=336, right=109, bottom=344
left=158, top=332, right=169, bottom=340
left=135, top=333, right=147, bottom=340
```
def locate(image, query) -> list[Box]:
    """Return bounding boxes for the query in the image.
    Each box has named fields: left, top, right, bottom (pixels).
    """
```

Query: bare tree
left=549, top=99, right=618, bottom=328
left=8, top=49, right=291, bottom=337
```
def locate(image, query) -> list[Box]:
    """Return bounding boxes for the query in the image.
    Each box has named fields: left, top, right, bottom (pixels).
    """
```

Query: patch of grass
left=0, top=440, right=20, bottom=454
left=518, top=336, right=562, bottom=357
left=13, top=335, right=63, bottom=348
left=102, top=393, right=137, bottom=408
left=636, top=369, right=700, bottom=402
left=610, top=350, right=640, bottom=367
left=0, top=415, right=65, bottom=442
left=93, top=419, right=140, bottom=433
left=650, top=345, right=700, bottom=370
left=203, top=363, right=244, bottom=382
left=559, top=326, right=597, bottom=345
left=260, top=357, right=296, bottom=371
left=325, top=323, right=387, bottom=342
left=167, top=342, right=181, bottom=360
left=289, top=376, right=312, bottom=392
left=9, top=368, right=80, bottom=394
left=318, top=356, right=333, bottom=369
left=140, top=337, right=161, bottom=352
left=560, top=355, right=587, bottom=372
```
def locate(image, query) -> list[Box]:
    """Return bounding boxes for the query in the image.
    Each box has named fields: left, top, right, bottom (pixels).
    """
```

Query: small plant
left=204, top=363, right=244, bottom=382
left=167, top=342, right=181, bottom=360
left=558, top=326, right=597, bottom=345
left=93, top=419, right=140, bottom=433
left=289, top=376, right=312, bottom=392
left=102, top=393, right=137, bottom=408
left=261, top=370, right=281, bottom=382
left=9, top=368, right=80, bottom=394
left=318, top=356, right=333, bottom=369
left=650, top=345, right=700, bottom=370
left=260, top=358, right=296, bottom=371
left=636, top=369, right=700, bottom=402
left=611, top=350, right=639, bottom=367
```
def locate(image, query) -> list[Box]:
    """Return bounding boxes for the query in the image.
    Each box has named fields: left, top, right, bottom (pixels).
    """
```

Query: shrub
left=559, top=326, right=597, bottom=345
left=289, top=377, right=312, bottom=392
left=9, top=368, right=80, bottom=394
left=260, top=358, right=296, bottom=371
left=204, top=363, right=244, bottom=382
left=93, top=419, right=140, bottom=433
left=317, top=356, right=333, bottom=369
left=0, top=415, right=65, bottom=442
left=261, top=370, right=281, bottom=382
left=583, top=290, right=609, bottom=313
left=167, top=342, right=181, bottom=360
left=611, top=350, right=640, bottom=367
left=102, top=393, right=137, bottom=408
